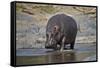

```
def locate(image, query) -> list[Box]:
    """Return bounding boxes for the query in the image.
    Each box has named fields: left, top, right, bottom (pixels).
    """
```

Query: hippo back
left=46, top=14, right=77, bottom=39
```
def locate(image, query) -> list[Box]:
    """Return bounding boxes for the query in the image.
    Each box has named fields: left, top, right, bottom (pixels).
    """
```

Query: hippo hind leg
left=70, top=41, right=75, bottom=49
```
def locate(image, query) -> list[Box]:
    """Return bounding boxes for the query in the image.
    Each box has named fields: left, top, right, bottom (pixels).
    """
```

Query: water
left=16, top=43, right=97, bottom=65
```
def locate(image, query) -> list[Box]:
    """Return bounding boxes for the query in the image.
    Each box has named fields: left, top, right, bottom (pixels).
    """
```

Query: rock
left=76, top=36, right=96, bottom=44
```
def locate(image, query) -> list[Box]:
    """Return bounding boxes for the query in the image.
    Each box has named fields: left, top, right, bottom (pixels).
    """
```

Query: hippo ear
left=53, top=25, right=60, bottom=33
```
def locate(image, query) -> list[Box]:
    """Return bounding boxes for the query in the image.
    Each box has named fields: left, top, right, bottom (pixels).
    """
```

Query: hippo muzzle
left=45, top=37, right=57, bottom=49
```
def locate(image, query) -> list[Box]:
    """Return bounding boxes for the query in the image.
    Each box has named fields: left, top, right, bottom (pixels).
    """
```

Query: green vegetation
left=16, top=4, right=25, bottom=12
left=16, top=3, right=57, bottom=14
left=39, top=5, right=56, bottom=14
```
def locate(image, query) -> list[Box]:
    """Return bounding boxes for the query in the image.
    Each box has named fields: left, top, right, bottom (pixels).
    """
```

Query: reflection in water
left=16, top=50, right=76, bottom=65
left=46, top=51, right=75, bottom=63
left=16, top=43, right=96, bottom=65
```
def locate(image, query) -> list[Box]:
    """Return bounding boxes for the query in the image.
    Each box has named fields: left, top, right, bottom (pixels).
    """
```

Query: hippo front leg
left=60, top=37, right=66, bottom=51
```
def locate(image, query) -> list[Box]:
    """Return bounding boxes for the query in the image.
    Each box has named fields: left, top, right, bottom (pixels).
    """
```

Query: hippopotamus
left=45, top=14, right=77, bottom=51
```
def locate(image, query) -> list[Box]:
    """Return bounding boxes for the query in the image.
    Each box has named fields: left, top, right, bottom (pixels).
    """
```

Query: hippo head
left=45, top=25, right=62, bottom=49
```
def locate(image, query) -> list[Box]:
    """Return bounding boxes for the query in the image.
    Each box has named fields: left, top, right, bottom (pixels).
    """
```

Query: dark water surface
left=16, top=43, right=97, bottom=65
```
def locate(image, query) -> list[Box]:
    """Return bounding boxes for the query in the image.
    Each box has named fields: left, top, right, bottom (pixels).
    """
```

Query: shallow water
left=16, top=43, right=97, bottom=65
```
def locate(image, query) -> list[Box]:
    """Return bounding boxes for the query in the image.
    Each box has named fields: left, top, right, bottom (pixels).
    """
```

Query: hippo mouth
left=45, top=45, right=54, bottom=49
left=45, top=44, right=59, bottom=50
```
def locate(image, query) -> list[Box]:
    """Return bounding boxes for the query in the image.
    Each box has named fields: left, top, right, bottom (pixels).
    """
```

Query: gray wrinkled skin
left=45, top=14, right=77, bottom=51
